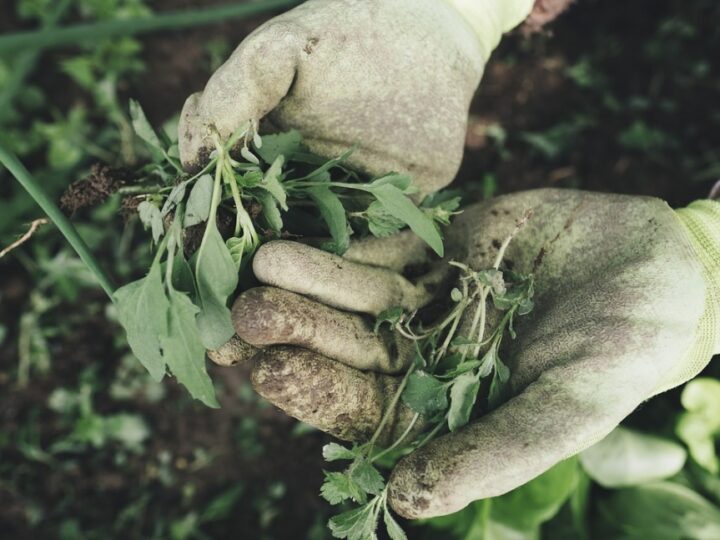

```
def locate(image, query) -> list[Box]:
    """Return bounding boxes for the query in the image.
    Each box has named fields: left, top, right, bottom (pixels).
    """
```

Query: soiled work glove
left=178, top=0, right=534, bottom=193
left=227, top=188, right=720, bottom=518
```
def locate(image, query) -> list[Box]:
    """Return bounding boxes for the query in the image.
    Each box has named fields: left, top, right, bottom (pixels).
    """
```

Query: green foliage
left=579, top=426, right=687, bottom=488
left=676, top=378, right=720, bottom=473
left=110, top=103, right=455, bottom=406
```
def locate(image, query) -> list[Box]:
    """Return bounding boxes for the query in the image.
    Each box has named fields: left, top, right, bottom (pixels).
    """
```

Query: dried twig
left=0, top=218, right=49, bottom=259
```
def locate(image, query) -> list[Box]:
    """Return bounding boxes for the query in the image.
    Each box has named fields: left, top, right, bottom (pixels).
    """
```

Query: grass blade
left=0, top=0, right=300, bottom=54
left=0, top=144, right=115, bottom=299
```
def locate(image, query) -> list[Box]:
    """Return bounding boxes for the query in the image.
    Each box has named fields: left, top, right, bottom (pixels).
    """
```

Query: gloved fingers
left=251, top=346, right=425, bottom=444
left=178, top=20, right=304, bottom=170
left=207, top=334, right=258, bottom=367
left=252, top=240, right=444, bottom=316
left=387, top=359, right=661, bottom=519
left=232, top=287, right=415, bottom=374
left=342, top=231, right=433, bottom=273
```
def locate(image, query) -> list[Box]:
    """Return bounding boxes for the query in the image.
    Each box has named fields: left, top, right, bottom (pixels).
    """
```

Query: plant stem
left=366, top=363, right=417, bottom=456
left=371, top=413, right=420, bottom=464
left=0, top=0, right=300, bottom=54
left=0, top=144, right=115, bottom=299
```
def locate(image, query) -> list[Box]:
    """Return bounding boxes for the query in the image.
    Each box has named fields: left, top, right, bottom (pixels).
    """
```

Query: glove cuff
left=657, top=200, right=720, bottom=395
left=441, top=0, right=535, bottom=60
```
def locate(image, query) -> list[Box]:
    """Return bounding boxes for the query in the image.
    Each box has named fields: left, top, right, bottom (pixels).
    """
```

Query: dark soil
left=1, top=0, right=719, bottom=539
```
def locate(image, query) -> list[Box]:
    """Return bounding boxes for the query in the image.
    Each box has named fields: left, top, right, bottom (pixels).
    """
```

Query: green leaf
left=492, top=458, right=580, bottom=532
left=114, top=262, right=169, bottom=381
left=321, top=471, right=367, bottom=505
left=226, top=236, right=249, bottom=269
left=351, top=458, right=385, bottom=496
left=260, top=155, right=288, bottom=210
left=365, top=201, right=405, bottom=238
left=184, top=174, right=213, bottom=227
left=194, top=221, right=238, bottom=350
left=256, top=130, right=303, bottom=164
left=676, top=378, right=720, bottom=474
left=371, top=173, right=414, bottom=192
left=200, top=485, right=244, bottom=523
left=328, top=501, right=379, bottom=540
left=323, top=443, right=357, bottom=462
left=171, top=250, right=197, bottom=299
left=161, top=179, right=190, bottom=217
left=307, top=185, right=350, bottom=255
left=129, top=99, right=163, bottom=152
left=367, top=183, right=443, bottom=257
left=137, top=201, right=164, bottom=243
left=421, top=191, right=462, bottom=225
left=598, top=482, right=720, bottom=539
left=160, top=288, right=219, bottom=408
left=383, top=509, right=408, bottom=540
left=255, top=190, right=283, bottom=233
left=402, top=371, right=449, bottom=417
left=447, top=371, right=481, bottom=432
left=580, top=426, right=686, bottom=488
left=488, top=358, right=510, bottom=409
left=373, top=307, right=403, bottom=334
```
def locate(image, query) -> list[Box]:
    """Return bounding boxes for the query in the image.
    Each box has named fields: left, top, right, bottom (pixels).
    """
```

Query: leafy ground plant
left=319, top=212, right=535, bottom=539
left=113, top=101, right=458, bottom=407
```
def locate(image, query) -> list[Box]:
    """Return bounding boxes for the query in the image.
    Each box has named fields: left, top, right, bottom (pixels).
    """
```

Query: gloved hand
left=223, top=188, right=719, bottom=518
left=178, top=0, right=534, bottom=194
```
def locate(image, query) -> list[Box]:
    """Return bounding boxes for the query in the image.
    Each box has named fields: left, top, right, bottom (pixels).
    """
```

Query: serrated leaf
left=328, top=502, right=378, bottom=540
left=160, top=288, right=219, bottom=407
left=383, top=510, right=408, bottom=540
left=402, top=371, right=449, bottom=417
left=366, top=183, right=443, bottom=257
left=137, top=201, right=164, bottom=243
left=129, top=99, right=163, bottom=152
left=114, top=262, right=169, bottom=381
left=307, top=185, right=350, bottom=255
left=351, top=458, right=385, bottom=495
left=321, top=471, right=367, bottom=505
left=184, top=174, right=213, bottom=227
left=448, top=371, right=481, bottom=431
left=256, top=130, right=303, bottom=164
left=366, top=201, right=405, bottom=238
left=323, top=443, right=357, bottom=462
left=194, top=221, right=238, bottom=349
left=260, top=155, right=288, bottom=210
left=374, top=307, right=403, bottom=334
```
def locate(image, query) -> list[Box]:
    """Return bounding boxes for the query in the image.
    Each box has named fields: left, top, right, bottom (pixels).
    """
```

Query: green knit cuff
left=441, top=0, right=534, bottom=61
left=676, top=200, right=720, bottom=356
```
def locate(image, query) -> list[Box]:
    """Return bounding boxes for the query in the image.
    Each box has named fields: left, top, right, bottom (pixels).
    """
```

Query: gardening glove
left=228, top=188, right=720, bottom=518
left=178, top=0, right=535, bottom=194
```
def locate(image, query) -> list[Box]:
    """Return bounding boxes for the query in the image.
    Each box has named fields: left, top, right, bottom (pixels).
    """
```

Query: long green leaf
left=0, top=144, right=115, bottom=298
left=0, top=1, right=300, bottom=54
left=307, top=186, right=350, bottom=254
left=114, top=262, right=169, bottom=381
left=161, top=288, right=219, bottom=408
left=194, top=221, right=238, bottom=349
left=367, top=183, right=444, bottom=257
